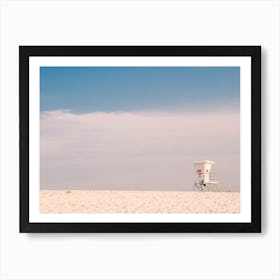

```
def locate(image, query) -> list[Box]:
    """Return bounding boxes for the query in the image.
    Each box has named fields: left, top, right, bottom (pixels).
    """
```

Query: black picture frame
left=19, top=46, right=261, bottom=233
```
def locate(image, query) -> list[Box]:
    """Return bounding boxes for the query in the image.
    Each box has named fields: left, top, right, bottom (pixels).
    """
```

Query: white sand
left=40, top=190, right=240, bottom=214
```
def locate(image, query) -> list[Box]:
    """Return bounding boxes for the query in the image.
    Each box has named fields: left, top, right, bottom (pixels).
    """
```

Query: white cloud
left=40, top=110, right=240, bottom=190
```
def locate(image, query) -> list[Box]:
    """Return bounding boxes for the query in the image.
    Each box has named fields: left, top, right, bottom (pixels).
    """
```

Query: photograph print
left=40, top=66, right=240, bottom=214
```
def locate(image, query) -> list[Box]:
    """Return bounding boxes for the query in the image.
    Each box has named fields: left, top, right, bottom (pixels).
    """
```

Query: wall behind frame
left=0, top=0, right=279, bottom=279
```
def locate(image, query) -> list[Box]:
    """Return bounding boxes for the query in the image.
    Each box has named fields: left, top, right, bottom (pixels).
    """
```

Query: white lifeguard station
left=193, top=160, right=220, bottom=191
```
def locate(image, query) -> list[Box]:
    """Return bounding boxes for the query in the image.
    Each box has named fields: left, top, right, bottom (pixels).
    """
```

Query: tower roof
left=193, top=160, right=215, bottom=165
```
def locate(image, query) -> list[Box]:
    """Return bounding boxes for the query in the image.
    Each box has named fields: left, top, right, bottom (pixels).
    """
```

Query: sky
left=40, top=67, right=240, bottom=113
left=40, top=66, right=240, bottom=191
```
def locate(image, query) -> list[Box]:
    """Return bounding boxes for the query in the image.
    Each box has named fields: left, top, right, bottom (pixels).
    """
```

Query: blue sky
left=40, top=67, right=240, bottom=113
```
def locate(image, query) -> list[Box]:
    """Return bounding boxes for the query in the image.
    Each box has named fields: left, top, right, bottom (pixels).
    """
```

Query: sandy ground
left=40, top=190, right=240, bottom=214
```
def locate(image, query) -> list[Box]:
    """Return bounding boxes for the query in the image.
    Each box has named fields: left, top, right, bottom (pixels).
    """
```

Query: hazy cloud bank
left=40, top=110, right=240, bottom=191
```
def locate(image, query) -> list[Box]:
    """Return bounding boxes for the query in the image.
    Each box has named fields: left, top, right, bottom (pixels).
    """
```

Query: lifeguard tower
left=193, top=160, right=220, bottom=191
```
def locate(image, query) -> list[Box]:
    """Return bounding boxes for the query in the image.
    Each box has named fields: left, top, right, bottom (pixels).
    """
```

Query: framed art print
left=19, top=46, right=261, bottom=233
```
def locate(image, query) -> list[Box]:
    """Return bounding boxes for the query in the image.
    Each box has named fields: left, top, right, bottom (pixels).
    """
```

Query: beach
left=40, top=190, right=240, bottom=214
